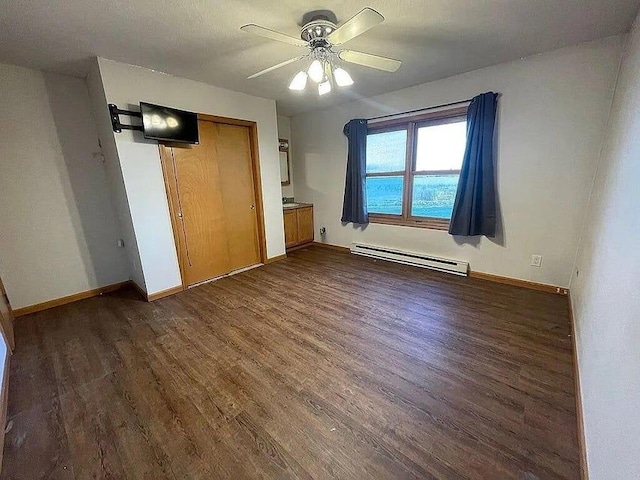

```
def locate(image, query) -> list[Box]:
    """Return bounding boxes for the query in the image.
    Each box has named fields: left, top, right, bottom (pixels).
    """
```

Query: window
left=365, top=107, right=468, bottom=230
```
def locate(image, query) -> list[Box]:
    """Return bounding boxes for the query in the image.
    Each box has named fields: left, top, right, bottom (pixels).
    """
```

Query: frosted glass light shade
left=318, top=80, right=332, bottom=95
left=308, top=60, right=324, bottom=83
left=288, top=71, right=308, bottom=90
left=333, top=67, right=354, bottom=87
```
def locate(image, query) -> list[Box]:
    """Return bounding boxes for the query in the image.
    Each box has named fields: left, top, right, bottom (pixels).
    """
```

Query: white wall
left=0, top=63, right=129, bottom=309
left=277, top=115, right=294, bottom=198
left=291, top=36, right=623, bottom=288
left=570, top=15, right=640, bottom=480
left=95, top=58, right=285, bottom=295
left=85, top=59, right=145, bottom=290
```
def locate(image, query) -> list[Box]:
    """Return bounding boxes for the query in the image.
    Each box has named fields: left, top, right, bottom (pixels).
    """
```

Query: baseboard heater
left=350, top=243, right=469, bottom=276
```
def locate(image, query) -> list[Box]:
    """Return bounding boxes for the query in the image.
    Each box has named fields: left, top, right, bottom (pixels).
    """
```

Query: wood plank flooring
left=1, top=246, right=580, bottom=479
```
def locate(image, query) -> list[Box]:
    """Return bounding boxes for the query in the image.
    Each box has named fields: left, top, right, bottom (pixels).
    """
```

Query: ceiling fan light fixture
left=318, top=80, right=332, bottom=96
left=288, top=71, right=308, bottom=90
left=242, top=8, right=401, bottom=98
left=308, top=60, right=324, bottom=83
left=333, top=67, right=354, bottom=87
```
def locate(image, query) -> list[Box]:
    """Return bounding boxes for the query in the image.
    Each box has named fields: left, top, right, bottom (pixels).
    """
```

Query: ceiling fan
left=241, top=8, right=401, bottom=96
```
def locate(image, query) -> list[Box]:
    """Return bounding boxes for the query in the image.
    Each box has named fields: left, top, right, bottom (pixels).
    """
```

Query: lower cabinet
left=284, top=206, right=314, bottom=249
left=284, top=210, right=299, bottom=248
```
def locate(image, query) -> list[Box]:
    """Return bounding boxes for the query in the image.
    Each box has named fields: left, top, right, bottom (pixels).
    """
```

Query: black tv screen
left=140, top=102, right=199, bottom=144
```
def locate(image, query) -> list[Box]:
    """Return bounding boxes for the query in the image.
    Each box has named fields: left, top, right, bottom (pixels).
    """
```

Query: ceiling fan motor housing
left=300, top=10, right=338, bottom=46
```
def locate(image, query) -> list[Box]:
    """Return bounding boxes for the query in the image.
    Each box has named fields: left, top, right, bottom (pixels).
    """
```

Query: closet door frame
left=159, top=113, right=267, bottom=291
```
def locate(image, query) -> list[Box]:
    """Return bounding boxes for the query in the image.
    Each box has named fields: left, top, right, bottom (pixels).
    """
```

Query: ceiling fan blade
left=247, top=56, right=306, bottom=79
left=240, top=24, right=308, bottom=47
left=338, top=50, right=401, bottom=72
left=327, top=8, right=384, bottom=46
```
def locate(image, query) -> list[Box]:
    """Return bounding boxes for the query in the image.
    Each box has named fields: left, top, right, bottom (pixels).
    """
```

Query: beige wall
left=291, top=36, right=623, bottom=287
left=86, top=60, right=145, bottom=291
left=570, top=14, right=640, bottom=480
left=0, top=63, right=129, bottom=309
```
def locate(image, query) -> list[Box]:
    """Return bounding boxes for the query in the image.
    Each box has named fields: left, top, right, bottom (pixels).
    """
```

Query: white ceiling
left=1, top=0, right=638, bottom=116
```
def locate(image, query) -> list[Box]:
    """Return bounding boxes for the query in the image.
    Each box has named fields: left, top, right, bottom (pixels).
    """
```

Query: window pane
left=411, top=175, right=459, bottom=219
left=415, top=121, right=466, bottom=171
left=366, top=176, right=404, bottom=215
left=366, top=130, right=407, bottom=173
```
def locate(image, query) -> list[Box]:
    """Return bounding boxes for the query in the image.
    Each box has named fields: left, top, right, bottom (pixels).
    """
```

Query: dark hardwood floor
left=1, top=246, right=580, bottom=479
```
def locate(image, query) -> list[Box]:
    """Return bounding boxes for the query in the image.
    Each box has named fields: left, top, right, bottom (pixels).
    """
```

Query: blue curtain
left=341, top=119, right=369, bottom=224
left=449, top=92, right=499, bottom=237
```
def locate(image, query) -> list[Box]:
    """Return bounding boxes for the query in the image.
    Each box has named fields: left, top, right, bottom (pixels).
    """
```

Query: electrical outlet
left=117, top=239, right=125, bottom=248
left=320, top=227, right=326, bottom=235
left=531, top=255, right=543, bottom=267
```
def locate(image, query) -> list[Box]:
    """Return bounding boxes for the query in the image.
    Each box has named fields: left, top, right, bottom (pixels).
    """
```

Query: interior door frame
left=0, top=275, right=13, bottom=472
left=159, top=113, right=267, bottom=291
left=0, top=277, right=14, bottom=351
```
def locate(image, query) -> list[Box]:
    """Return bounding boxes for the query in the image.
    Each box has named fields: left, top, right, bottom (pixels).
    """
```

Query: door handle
left=250, top=205, right=255, bottom=210
left=178, top=212, right=184, bottom=218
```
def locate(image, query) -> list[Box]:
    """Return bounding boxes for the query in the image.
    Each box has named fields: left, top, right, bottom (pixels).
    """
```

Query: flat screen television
left=140, top=102, right=199, bottom=144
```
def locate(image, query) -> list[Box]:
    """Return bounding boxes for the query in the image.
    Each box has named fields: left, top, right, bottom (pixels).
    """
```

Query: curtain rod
left=367, top=98, right=473, bottom=122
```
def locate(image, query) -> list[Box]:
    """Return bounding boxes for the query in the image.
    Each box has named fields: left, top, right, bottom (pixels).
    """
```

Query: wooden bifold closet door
left=164, top=119, right=262, bottom=286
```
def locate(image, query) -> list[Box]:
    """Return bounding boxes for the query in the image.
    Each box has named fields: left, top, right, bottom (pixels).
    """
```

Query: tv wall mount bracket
left=109, top=104, right=143, bottom=133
